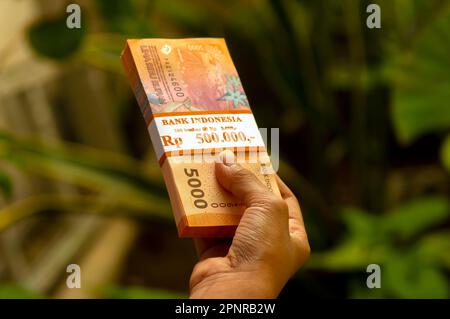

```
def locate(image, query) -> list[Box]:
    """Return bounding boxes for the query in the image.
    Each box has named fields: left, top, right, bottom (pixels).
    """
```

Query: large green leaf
left=341, top=207, right=383, bottom=242
left=384, top=253, right=449, bottom=298
left=308, top=198, right=450, bottom=272
left=391, top=10, right=450, bottom=143
left=381, top=196, right=450, bottom=239
left=307, top=240, right=386, bottom=271
left=307, top=208, right=387, bottom=272
left=417, top=232, right=450, bottom=269
left=27, top=15, right=85, bottom=59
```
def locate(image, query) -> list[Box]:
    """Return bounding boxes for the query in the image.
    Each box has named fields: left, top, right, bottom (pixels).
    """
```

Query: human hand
left=189, top=152, right=310, bottom=298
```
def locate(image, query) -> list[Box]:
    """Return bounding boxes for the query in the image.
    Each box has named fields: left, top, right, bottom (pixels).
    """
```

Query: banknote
left=121, top=38, right=280, bottom=237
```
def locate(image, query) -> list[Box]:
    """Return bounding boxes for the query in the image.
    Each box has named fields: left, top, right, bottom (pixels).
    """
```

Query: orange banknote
left=121, top=38, right=280, bottom=237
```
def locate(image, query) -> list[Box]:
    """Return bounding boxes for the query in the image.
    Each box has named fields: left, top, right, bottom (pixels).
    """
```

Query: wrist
left=189, top=263, right=281, bottom=299
left=190, top=273, right=277, bottom=298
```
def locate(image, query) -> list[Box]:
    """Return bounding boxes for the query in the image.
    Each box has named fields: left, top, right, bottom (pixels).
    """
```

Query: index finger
left=275, top=175, right=305, bottom=225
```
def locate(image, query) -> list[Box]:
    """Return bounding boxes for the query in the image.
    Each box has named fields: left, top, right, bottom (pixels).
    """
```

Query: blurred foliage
left=308, top=197, right=450, bottom=297
left=0, top=0, right=448, bottom=298
left=0, top=284, right=43, bottom=299
left=0, top=132, right=171, bottom=230
left=27, top=15, right=85, bottom=59
left=103, top=285, right=186, bottom=299
left=0, top=171, right=12, bottom=200
left=442, top=135, right=450, bottom=172
left=391, top=11, right=450, bottom=144
left=0, top=283, right=184, bottom=299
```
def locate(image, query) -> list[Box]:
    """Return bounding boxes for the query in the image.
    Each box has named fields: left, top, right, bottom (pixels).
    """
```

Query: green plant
left=307, top=197, right=450, bottom=298
left=0, top=171, right=12, bottom=200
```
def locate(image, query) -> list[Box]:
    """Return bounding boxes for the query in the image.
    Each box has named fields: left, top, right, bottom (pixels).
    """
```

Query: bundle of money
left=121, top=38, right=280, bottom=237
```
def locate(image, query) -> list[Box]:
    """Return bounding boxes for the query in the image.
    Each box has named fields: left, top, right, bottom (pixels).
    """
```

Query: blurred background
left=0, top=0, right=449, bottom=299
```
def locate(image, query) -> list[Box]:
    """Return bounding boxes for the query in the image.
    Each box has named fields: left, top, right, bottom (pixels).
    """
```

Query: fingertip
left=217, top=150, right=236, bottom=166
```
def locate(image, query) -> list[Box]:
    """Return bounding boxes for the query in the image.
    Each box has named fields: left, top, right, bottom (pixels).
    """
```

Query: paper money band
left=157, top=146, right=267, bottom=166
left=147, top=110, right=266, bottom=164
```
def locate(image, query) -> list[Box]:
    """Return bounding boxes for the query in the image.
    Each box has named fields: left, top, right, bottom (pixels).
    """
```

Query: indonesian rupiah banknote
left=121, top=38, right=280, bottom=237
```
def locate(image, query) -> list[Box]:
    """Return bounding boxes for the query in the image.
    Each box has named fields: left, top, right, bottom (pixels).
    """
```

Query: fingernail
left=217, top=150, right=236, bottom=166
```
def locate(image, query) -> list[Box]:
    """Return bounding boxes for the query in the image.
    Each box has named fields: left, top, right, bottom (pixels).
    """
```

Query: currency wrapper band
left=121, top=38, right=281, bottom=237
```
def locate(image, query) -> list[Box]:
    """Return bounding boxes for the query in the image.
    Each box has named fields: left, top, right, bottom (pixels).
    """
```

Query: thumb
left=214, top=151, right=277, bottom=207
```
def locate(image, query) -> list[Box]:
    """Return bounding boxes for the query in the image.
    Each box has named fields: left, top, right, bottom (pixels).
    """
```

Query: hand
left=189, top=152, right=310, bottom=298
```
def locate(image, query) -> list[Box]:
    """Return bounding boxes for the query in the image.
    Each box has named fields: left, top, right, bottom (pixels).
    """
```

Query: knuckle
left=271, top=198, right=288, bottom=212
left=249, top=192, right=270, bottom=204
left=248, top=195, right=288, bottom=216
left=228, top=167, right=251, bottom=190
left=232, top=166, right=254, bottom=181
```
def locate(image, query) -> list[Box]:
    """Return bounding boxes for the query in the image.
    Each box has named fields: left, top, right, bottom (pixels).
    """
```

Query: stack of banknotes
left=121, top=38, right=280, bottom=237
